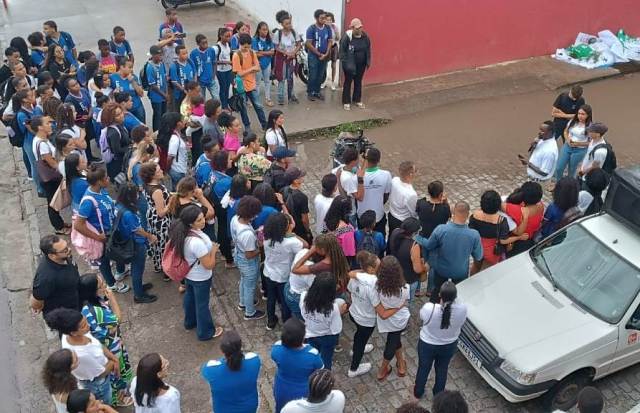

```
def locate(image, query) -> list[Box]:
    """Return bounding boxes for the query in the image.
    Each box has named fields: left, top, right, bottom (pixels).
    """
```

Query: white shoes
left=343, top=104, right=351, bottom=111
left=348, top=362, right=372, bottom=378
left=331, top=82, right=337, bottom=91
left=349, top=343, right=374, bottom=356
left=355, top=102, right=366, bottom=109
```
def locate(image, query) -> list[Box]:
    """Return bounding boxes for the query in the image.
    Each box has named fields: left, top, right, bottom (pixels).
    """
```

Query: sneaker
left=238, top=301, right=259, bottom=310
left=266, top=317, right=279, bottom=331
left=349, top=344, right=374, bottom=356
left=108, top=282, right=130, bottom=294
left=289, top=96, right=299, bottom=104
left=331, top=83, right=337, bottom=91
left=134, top=294, right=158, bottom=304
left=321, top=82, right=326, bottom=89
left=343, top=104, right=351, bottom=111
left=334, top=344, right=343, bottom=353
left=114, top=268, right=130, bottom=281
left=244, top=310, right=266, bottom=321
left=348, top=362, right=372, bottom=378
left=355, top=102, right=366, bottom=109
left=225, top=262, right=237, bottom=269
left=316, top=93, right=325, bottom=101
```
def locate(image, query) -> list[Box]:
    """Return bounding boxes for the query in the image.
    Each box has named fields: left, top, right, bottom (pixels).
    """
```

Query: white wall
left=233, top=0, right=343, bottom=36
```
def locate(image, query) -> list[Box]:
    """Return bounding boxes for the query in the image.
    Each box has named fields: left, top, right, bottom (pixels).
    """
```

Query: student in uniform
left=169, top=45, right=196, bottom=109
left=146, top=45, right=168, bottom=132
left=110, top=26, right=134, bottom=64
left=110, top=57, right=145, bottom=123
left=191, top=34, right=219, bottom=101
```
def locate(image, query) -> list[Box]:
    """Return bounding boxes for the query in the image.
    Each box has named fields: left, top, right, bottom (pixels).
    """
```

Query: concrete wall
left=344, top=0, right=640, bottom=84
left=233, top=0, right=343, bottom=37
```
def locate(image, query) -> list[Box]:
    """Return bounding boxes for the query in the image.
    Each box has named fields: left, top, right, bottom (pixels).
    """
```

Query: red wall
left=344, top=0, right=640, bottom=84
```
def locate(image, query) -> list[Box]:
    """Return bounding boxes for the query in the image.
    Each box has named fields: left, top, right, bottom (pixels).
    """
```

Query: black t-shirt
left=552, top=92, right=585, bottom=138
left=32, top=257, right=80, bottom=316
left=388, top=228, right=420, bottom=284
left=415, top=199, right=451, bottom=238
left=468, top=216, right=509, bottom=240
left=282, top=186, right=309, bottom=238
left=351, top=36, right=369, bottom=66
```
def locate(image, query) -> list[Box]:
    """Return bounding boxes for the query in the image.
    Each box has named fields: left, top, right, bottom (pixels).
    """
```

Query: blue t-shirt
left=77, top=189, right=114, bottom=232
left=355, top=229, right=387, bottom=257
left=251, top=37, right=274, bottom=70
left=195, top=154, right=213, bottom=188
left=16, top=109, right=34, bottom=147
left=31, top=50, right=46, bottom=69
left=416, top=222, right=483, bottom=280
left=306, top=24, right=333, bottom=54
left=131, top=162, right=143, bottom=188
left=110, top=39, right=133, bottom=58
left=540, top=203, right=564, bottom=238
left=123, top=112, right=142, bottom=133
left=64, top=88, right=92, bottom=117
left=158, top=22, right=184, bottom=45
left=230, top=34, right=240, bottom=51
left=253, top=205, right=278, bottom=229
left=116, top=204, right=145, bottom=243
left=92, top=108, right=103, bottom=139
left=190, top=47, right=216, bottom=86
left=201, top=353, right=261, bottom=413
left=110, top=73, right=143, bottom=111
left=69, top=177, right=90, bottom=212
left=271, top=342, right=323, bottom=410
left=212, top=171, right=232, bottom=201
left=169, top=60, right=196, bottom=99
left=47, top=31, right=77, bottom=66
left=145, top=61, right=167, bottom=103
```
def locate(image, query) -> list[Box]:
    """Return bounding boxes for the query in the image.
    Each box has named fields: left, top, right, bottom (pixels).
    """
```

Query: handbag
left=493, top=216, right=506, bottom=256
left=71, top=196, right=105, bottom=262
left=50, top=179, right=71, bottom=212
left=36, top=140, right=62, bottom=183
left=105, top=208, right=136, bottom=264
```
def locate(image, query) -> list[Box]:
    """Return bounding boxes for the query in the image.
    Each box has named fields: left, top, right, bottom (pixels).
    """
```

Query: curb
left=289, top=117, right=392, bottom=140
left=552, top=61, right=640, bottom=90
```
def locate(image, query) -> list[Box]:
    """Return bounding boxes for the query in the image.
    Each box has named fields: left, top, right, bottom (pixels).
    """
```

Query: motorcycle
left=158, top=0, right=224, bottom=9
left=296, top=48, right=309, bottom=84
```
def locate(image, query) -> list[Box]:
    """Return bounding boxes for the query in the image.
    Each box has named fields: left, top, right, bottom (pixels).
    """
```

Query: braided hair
left=307, top=369, right=335, bottom=404
left=439, top=280, right=457, bottom=329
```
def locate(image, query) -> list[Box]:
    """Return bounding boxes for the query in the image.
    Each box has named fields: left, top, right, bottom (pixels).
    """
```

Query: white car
left=456, top=166, right=640, bottom=411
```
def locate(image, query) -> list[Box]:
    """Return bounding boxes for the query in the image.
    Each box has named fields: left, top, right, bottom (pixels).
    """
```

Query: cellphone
left=176, top=33, right=187, bottom=38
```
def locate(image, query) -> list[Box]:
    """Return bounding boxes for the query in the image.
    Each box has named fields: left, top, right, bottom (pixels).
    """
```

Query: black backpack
left=264, top=164, right=286, bottom=192
left=139, top=61, right=151, bottom=91
left=357, top=231, right=379, bottom=256
left=7, top=109, right=29, bottom=147
left=589, top=143, right=617, bottom=175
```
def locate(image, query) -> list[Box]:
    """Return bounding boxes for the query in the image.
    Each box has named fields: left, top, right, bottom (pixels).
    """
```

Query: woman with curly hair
left=374, top=256, right=410, bottom=381
left=323, top=195, right=356, bottom=265
left=138, top=162, right=171, bottom=275
left=300, top=274, right=349, bottom=370
left=42, top=348, right=78, bottom=413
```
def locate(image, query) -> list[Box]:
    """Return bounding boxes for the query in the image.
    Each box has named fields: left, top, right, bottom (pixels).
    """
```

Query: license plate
left=459, top=340, right=483, bottom=370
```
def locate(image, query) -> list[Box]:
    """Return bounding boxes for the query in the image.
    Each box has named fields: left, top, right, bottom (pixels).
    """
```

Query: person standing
left=415, top=201, right=483, bottom=301
left=232, top=33, right=268, bottom=131
left=414, top=281, right=467, bottom=399
left=201, top=330, right=261, bottom=413
left=554, top=105, right=592, bottom=180
left=42, top=349, right=78, bottom=413
left=110, top=26, right=134, bottom=64
left=388, top=218, right=427, bottom=302
left=551, top=85, right=585, bottom=142
left=100, top=103, right=131, bottom=180
left=387, top=161, right=418, bottom=241
left=578, top=122, right=612, bottom=179
left=281, top=167, right=313, bottom=244
left=30, top=234, right=80, bottom=316
left=215, top=28, right=233, bottom=110
left=357, top=148, right=392, bottom=238
left=415, top=181, right=451, bottom=239
left=191, top=34, right=219, bottom=101
left=158, top=9, right=185, bottom=46
left=271, top=318, right=324, bottom=412
left=146, top=46, right=168, bottom=132
left=340, top=18, right=371, bottom=111
left=314, top=174, right=338, bottom=234
left=281, top=369, right=345, bottom=413
left=252, top=22, right=275, bottom=107
left=305, top=10, right=333, bottom=101
left=43, top=20, right=77, bottom=66
left=169, top=45, right=196, bottom=110
left=138, top=162, right=171, bottom=275
left=273, top=10, right=302, bottom=105
left=518, top=120, right=558, bottom=182
left=130, top=353, right=181, bottom=413
left=110, top=58, right=145, bottom=123
left=323, top=12, right=340, bottom=91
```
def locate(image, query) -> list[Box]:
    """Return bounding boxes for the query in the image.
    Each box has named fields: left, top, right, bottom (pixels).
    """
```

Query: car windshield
left=531, top=223, right=640, bottom=323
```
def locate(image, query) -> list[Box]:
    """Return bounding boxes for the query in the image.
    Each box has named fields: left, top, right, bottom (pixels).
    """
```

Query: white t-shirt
left=313, top=194, right=335, bottom=234
left=265, top=128, right=286, bottom=157
left=581, top=139, right=608, bottom=174
left=216, top=42, right=232, bottom=72
left=567, top=123, right=588, bottom=143
left=373, top=284, right=410, bottom=333
left=527, top=137, right=558, bottom=181
left=184, top=229, right=213, bottom=282
left=230, top=215, right=257, bottom=253
left=577, top=190, right=594, bottom=213
left=61, top=333, right=107, bottom=381
left=288, top=249, right=316, bottom=295
left=33, top=137, right=56, bottom=160
left=388, top=177, right=418, bottom=221
left=130, top=377, right=182, bottom=413
left=168, top=134, right=188, bottom=174
left=357, top=168, right=392, bottom=221
left=264, top=236, right=304, bottom=283
left=299, top=292, right=344, bottom=338
left=348, top=273, right=378, bottom=328
left=332, top=166, right=358, bottom=212
left=274, top=30, right=301, bottom=54
left=281, top=390, right=345, bottom=413
left=419, top=301, right=468, bottom=345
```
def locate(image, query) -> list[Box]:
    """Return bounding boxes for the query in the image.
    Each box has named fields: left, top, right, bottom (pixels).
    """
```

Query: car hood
left=457, top=254, right=617, bottom=371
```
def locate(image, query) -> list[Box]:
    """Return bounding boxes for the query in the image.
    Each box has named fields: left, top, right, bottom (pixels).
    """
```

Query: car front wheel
left=542, top=371, right=591, bottom=411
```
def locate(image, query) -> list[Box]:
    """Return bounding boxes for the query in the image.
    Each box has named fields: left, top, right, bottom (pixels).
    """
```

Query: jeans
left=383, top=330, right=403, bottom=361
left=308, top=334, right=339, bottom=370
left=307, top=52, right=327, bottom=96
left=342, top=63, right=367, bottom=104
left=284, top=282, right=302, bottom=320
left=200, top=79, right=220, bottom=101
left=277, top=62, right=295, bottom=103
left=387, top=213, right=403, bottom=247
left=408, top=281, right=420, bottom=304
left=350, top=314, right=375, bottom=371
left=80, top=375, right=112, bottom=404
left=414, top=339, right=458, bottom=398
left=183, top=277, right=215, bottom=340
left=130, top=105, right=146, bottom=124
left=214, top=205, right=233, bottom=263
left=150, top=101, right=167, bottom=132
left=256, top=64, right=272, bottom=101
left=168, top=169, right=185, bottom=190
left=99, top=252, right=125, bottom=287
left=235, top=251, right=260, bottom=316
left=23, top=135, right=44, bottom=194
left=266, top=277, right=290, bottom=325
left=216, top=70, right=233, bottom=109
left=41, top=179, right=65, bottom=230
left=555, top=144, right=587, bottom=181
left=131, top=242, right=147, bottom=298
left=238, top=89, right=267, bottom=130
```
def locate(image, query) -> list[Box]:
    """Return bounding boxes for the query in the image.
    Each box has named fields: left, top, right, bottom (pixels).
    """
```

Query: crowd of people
left=1, top=5, right=616, bottom=413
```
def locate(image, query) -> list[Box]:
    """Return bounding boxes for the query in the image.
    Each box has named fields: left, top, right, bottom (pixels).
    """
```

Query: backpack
left=276, top=28, right=297, bottom=44
left=139, top=61, right=151, bottom=91
left=264, top=164, right=285, bottom=192
left=357, top=230, right=379, bottom=256
left=589, top=143, right=617, bottom=175
left=162, top=233, right=202, bottom=282
left=99, top=125, right=119, bottom=164
left=7, top=109, right=29, bottom=147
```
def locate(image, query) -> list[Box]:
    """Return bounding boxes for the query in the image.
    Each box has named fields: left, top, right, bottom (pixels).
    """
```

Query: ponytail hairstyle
left=307, top=369, right=335, bottom=403
left=439, top=280, right=457, bottom=329
left=217, top=27, right=231, bottom=42
left=356, top=250, right=378, bottom=274
left=217, top=111, right=236, bottom=129
left=167, top=204, right=202, bottom=260
left=64, top=152, right=83, bottom=194
left=167, top=176, right=197, bottom=216
left=55, top=102, right=76, bottom=131
left=11, top=89, right=30, bottom=113
left=220, top=330, right=244, bottom=371
left=54, top=132, right=73, bottom=160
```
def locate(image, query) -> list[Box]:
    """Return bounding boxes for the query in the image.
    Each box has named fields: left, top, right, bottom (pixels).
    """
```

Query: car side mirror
left=626, top=319, right=640, bottom=331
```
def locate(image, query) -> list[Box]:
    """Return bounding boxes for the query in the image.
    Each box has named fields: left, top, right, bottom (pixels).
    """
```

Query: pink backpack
left=162, top=232, right=201, bottom=282
left=70, top=196, right=105, bottom=262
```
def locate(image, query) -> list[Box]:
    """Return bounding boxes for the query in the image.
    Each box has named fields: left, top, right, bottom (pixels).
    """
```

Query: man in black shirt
left=281, top=166, right=312, bottom=244
left=30, top=234, right=80, bottom=316
left=268, top=147, right=296, bottom=192
left=551, top=85, right=585, bottom=142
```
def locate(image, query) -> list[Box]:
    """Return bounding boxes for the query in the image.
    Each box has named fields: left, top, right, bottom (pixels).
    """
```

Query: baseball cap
left=284, top=167, right=306, bottom=183
left=273, top=147, right=296, bottom=160
left=586, top=122, right=608, bottom=135
left=149, top=45, right=163, bottom=56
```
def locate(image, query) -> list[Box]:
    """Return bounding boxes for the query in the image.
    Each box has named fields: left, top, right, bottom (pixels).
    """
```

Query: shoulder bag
left=105, top=208, right=136, bottom=264
left=36, top=140, right=62, bottom=183
left=71, top=196, right=105, bottom=262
